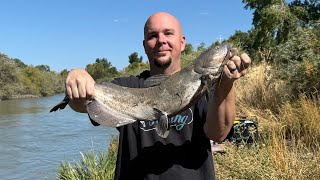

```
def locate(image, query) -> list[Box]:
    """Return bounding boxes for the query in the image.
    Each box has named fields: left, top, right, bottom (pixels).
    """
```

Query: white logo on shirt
left=139, top=108, right=193, bottom=132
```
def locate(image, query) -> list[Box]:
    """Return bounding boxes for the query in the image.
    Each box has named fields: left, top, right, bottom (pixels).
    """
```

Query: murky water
left=0, top=94, right=118, bottom=179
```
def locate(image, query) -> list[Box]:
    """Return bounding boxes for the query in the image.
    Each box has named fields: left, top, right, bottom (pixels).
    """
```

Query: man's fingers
left=66, top=86, right=73, bottom=100
left=77, top=79, right=87, bottom=99
left=230, top=55, right=241, bottom=69
left=86, top=81, right=95, bottom=99
left=240, top=53, right=251, bottom=69
left=71, top=82, right=80, bottom=99
left=224, top=63, right=241, bottom=79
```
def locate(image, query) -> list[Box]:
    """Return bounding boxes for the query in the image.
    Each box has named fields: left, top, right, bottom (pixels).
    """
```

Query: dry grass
left=214, top=62, right=320, bottom=179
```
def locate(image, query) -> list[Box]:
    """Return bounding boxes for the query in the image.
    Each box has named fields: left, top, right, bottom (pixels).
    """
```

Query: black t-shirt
left=111, top=70, right=215, bottom=180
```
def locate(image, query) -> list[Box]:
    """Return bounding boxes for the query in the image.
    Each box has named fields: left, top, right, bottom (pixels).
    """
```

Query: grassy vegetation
left=213, top=63, right=320, bottom=179
left=57, top=137, right=118, bottom=180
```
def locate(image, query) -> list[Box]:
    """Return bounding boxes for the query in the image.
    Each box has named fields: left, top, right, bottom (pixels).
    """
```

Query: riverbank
left=3, top=94, right=40, bottom=100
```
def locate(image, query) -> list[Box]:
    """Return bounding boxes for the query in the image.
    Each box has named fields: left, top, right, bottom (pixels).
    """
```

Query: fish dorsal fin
left=144, top=74, right=170, bottom=87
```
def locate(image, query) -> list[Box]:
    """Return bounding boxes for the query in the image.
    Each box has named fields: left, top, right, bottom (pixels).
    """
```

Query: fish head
left=194, top=42, right=233, bottom=78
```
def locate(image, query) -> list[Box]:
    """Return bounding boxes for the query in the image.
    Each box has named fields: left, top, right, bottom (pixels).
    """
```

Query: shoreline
left=1, top=94, right=40, bottom=101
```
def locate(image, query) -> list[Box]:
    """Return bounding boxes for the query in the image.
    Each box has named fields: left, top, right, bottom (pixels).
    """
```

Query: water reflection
left=0, top=98, right=46, bottom=115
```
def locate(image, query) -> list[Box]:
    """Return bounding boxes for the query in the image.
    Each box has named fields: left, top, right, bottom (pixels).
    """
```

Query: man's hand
left=224, top=50, right=251, bottom=80
left=65, top=69, right=95, bottom=113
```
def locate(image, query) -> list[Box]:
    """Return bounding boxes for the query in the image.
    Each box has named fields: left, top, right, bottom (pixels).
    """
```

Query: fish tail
left=50, top=96, right=70, bottom=112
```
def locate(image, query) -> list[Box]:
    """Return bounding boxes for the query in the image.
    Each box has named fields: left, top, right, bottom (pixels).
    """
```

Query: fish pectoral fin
left=155, top=111, right=170, bottom=138
left=144, top=74, right=171, bottom=87
left=89, top=117, right=101, bottom=126
left=87, top=100, right=136, bottom=127
left=50, top=96, right=70, bottom=112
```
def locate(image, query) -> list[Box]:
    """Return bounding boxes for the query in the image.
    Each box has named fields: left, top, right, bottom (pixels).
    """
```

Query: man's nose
left=157, top=33, right=167, bottom=44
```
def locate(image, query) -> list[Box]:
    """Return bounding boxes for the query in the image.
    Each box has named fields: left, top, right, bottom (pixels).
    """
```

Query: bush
left=57, top=136, right=119, bottom=180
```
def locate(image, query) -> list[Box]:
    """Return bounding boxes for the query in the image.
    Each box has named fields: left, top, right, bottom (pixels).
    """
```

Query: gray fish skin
left=50, top=43, right=233, bottom=138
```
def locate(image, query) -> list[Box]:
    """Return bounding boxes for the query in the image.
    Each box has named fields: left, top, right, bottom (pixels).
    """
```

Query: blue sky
left=0, top=0, right=255, bottom=72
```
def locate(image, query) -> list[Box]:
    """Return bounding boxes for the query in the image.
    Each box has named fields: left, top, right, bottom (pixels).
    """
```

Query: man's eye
left=165, top=32, right=174, bottom=36
left=148, top=34, right=157, bottom=39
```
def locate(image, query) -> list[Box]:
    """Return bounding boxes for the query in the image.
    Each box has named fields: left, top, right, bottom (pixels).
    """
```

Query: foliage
left=128, top=52, right=143, bottom=64
left=228, top=30, right=253, bottom=54
left=86, top=58, right=118, bottom=80
left=182, top=43, right=193, bottom=55
left=241, top=0, right=319, bottom=63
left=22, top=66, right=64, bottom=96
left=13, top=58, right=27, bottom=68
left=289, top=0, right=320, bottom=26
left=0, top=53, right=64, bottom=99
left=0, top=55, right=20, bottom=86
left=272, top=27, right=320, bottom=96
left=196, top=42, right=206, bottom=52
left=119, top=62, right=149, bottom=78
left=57, top=136, right=119, bottom=180
left=60, top=69, right=69, bottom=79
left=35, top=64, right=51, bottom=72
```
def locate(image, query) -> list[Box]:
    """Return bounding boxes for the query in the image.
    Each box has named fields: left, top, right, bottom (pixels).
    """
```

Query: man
left=66, top=12, right=251, bottom=179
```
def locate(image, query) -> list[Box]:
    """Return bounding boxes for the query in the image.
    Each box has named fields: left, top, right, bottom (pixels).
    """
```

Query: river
left=0, top=94, right=118, bottom=180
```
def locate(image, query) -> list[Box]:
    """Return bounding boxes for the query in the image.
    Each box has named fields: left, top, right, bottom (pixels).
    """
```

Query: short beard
left=154, top=58, right=172, bottom=68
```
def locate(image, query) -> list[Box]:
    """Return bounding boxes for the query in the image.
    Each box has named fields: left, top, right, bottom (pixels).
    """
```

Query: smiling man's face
left=143, top=12, right=186, bottom=74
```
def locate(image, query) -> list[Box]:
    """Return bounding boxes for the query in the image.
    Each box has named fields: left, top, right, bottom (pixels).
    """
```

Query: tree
left=228, top=30, right=251, bottom=51
left=272, top=27, right=319, bottom=95
left=86, top=58, right=118, bottom=80
left=60, top=69, right=69, bottom=78
left=242, top=0, right=301, bottom=61
left=128, top=52, right=143, bottom=64
left=289, top=0, right=320, bottom=26
left=183, top=43, right=193, bottom=55
left=242, top=0, right=319, bottom=60
left=197, top=42, right=206, bottom=52
left=36, top=65, right=51, bottom=72
left=13, top=58, right=27, bottom=68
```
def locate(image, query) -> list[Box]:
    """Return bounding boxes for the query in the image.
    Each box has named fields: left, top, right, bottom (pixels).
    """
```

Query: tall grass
left=57, top=137, right=118, bottom=180
left=235, top=61, right=288, bottom=114
left=214, top=129, right=320, bottom=179
left=213, top=62, right=320, bottom=179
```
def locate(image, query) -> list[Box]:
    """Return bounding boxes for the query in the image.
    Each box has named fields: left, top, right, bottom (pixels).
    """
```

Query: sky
left=0, top=0, right=254, bottom=72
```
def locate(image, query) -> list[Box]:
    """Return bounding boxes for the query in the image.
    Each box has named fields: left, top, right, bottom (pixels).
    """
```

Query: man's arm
left=204, top=53, right=251, bottom=142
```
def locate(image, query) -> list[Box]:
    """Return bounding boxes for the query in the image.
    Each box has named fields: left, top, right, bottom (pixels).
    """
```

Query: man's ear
left=181, top=36, right=186, bottom=52
left=143, top=40, right=147, bottom=53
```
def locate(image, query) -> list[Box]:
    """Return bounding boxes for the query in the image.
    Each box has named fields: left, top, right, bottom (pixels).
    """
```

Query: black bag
left=225, top=116, right=258, bottom=145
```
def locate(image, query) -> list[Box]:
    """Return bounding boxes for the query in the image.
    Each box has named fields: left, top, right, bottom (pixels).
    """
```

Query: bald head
left=144, top=12, right=183, bottom=39
left=143, top=12, right=186, bottom=75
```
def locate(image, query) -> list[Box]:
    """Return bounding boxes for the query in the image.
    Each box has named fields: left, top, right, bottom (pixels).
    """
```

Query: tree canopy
left=86, top=58, right=118, bottom=80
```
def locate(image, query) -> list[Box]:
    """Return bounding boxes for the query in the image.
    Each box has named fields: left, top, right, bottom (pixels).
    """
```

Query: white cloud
left=199, top=11, right=209, bottom=15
